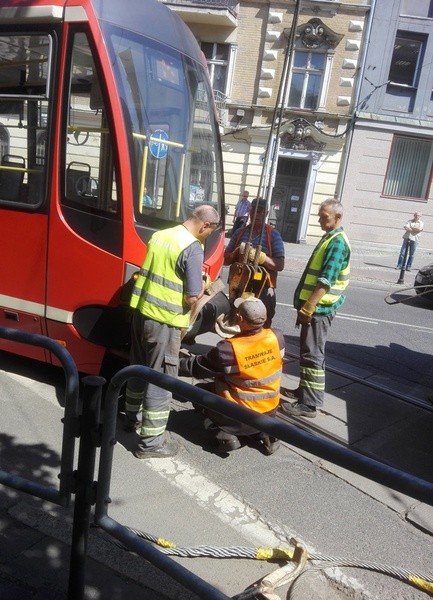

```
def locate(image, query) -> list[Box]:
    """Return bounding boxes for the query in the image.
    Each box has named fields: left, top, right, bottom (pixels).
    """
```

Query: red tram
left=0, top=0, right=225, bottom=373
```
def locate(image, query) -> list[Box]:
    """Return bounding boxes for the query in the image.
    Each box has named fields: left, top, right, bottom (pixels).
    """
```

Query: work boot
left=215, top=434, right=241, bottom=454
left=280, top=387, right=300, bottom=401
left=279, top=401, right=317, bottom=418
left=256, top=433, right=280, bottom=456
left=133, top=438, right=179, bottom=459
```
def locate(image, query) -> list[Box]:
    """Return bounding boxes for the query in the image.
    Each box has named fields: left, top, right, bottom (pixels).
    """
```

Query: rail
left=1, top=335, right=433, bottom=598
left=98, top=365, right=433, bottom=507
left=0, top=326, right=79, bottom=505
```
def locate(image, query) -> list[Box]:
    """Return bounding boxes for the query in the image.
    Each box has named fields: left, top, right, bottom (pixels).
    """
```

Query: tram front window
left=106, top=27, right=223, bottom=233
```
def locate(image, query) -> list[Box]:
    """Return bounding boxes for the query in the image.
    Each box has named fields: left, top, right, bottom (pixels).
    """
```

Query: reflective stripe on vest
left=299, top=230, right=351, bottom=307
left=130, top=225, right=199, bottom=328
left=214, top=328, right=283, bottom=412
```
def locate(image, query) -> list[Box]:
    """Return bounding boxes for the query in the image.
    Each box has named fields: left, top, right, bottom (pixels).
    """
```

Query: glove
left=297, top=300, right=316, bottom=325
left=248, top=248, right=266, bottom=265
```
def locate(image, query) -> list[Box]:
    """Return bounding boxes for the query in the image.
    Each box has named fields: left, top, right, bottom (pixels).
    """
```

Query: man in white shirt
left=396, top=211, right=424, bottom=272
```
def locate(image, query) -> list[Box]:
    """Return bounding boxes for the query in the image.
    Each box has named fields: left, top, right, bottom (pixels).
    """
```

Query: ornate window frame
left=284, top=18, right=343, bottom=111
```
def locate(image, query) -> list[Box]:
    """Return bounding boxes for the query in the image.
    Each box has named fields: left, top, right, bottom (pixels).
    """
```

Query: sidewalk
left=1, top=240, right=432, bottom=600
left=283, top=239, right=433, bottom=288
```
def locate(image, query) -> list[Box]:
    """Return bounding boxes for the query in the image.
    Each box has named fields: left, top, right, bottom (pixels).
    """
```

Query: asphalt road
left=265, top=269, right=433, bottom=399
left=1, top=248, right=433, bottom=599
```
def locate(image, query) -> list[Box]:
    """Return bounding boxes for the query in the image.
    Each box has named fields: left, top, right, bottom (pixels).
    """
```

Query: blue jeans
left=397, top=239, right=417, bottom=270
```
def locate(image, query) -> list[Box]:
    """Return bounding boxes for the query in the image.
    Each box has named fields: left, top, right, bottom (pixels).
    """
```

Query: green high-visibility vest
left=130, top=225, right=200, bottom=327
left=299, top=230, right=351, bottom=307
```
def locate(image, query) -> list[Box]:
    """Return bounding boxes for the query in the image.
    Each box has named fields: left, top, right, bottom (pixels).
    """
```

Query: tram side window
left=0, top=35, right=50, bottom=207
left=64, top=33, right=117, bottom=215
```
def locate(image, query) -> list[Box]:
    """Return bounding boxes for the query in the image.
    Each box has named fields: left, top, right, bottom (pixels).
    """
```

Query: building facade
left=339, top=0, right=433, bottom=250
left=164, top=0, right=369, bottom=243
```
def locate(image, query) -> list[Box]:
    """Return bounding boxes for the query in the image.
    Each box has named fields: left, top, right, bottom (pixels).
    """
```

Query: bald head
left=185, top=204, right=220, bottom=243
left=191, top=204, right=220, bottom=224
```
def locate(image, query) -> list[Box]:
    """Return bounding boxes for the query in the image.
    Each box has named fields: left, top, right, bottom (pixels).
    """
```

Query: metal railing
left=99, top=365, right=433, bottom=507
left=0, top=326, right=79, bottom=505
left=1, top=331, right=433, bottom=599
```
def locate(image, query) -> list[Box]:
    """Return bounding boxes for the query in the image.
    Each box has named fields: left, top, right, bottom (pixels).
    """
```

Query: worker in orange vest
left=179, top=297, right=285, bottom=455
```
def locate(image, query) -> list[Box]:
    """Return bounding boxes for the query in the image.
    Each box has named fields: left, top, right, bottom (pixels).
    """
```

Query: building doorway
left=271, top=158, right=309, bottom=242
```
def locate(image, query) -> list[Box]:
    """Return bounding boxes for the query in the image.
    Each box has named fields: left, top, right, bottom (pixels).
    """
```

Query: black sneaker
left=280, top=387, right=300, bottom=401
left=257, top=433, right=280, bottom=456
left=279, top=401, right=317, bottom=418
left=133, top=439, right=178, bottom=459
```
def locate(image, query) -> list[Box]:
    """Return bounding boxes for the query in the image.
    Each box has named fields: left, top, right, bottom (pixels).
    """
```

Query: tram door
left=271, top=158, right=309, bottom=243
left=44, top=30, right=126, bottom=373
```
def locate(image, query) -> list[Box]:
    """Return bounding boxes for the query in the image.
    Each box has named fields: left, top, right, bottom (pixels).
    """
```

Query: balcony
left=161, top=0, right=238, bottom=27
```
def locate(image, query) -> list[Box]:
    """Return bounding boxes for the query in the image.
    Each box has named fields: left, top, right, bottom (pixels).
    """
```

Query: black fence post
left=68, top=375, right=105, bottom=600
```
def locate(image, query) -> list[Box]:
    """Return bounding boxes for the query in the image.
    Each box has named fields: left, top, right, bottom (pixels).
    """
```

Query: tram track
left=278, top=349, right=433, bottom=453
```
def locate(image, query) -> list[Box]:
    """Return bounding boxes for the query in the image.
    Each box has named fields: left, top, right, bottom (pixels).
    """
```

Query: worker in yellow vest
left=179, top=297, right=285, bottom=455
left=279, top=198, right=351, bottom=418
left=125, top=204, right=220, bottom=459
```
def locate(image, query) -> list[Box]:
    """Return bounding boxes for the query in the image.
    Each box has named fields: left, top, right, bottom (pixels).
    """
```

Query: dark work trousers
left=196, top=382, right=277, bottom=439
left=298, top=312, right=335, bottom=408
left=125, top=311, right=181, bottom=450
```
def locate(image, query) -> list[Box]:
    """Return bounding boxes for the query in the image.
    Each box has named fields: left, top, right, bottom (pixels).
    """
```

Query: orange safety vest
left=215, top=328, right=283, bottom=412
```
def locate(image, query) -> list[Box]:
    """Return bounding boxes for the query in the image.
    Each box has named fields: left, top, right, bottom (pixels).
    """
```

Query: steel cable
left=120, top=527, right=433, bottom=594
left=384, top=282, right=433, bottom=305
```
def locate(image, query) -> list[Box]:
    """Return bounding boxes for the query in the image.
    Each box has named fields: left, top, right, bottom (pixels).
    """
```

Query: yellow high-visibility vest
left=299, top=230, right=351, bottom=307
left=130, top=225, right=200, bottom=327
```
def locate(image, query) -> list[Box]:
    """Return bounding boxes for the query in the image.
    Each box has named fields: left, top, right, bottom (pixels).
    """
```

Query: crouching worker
left=179, top=297, right=285, bottom=455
